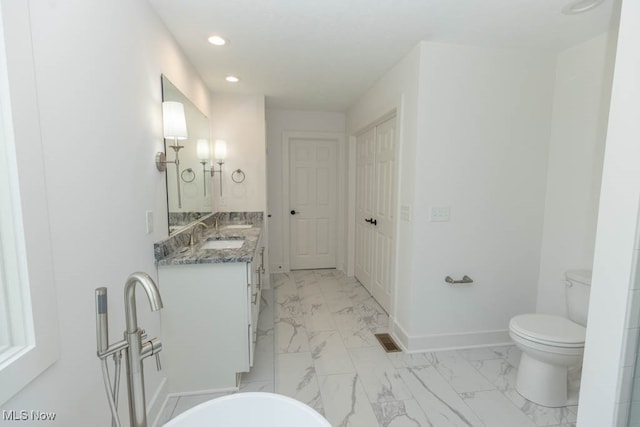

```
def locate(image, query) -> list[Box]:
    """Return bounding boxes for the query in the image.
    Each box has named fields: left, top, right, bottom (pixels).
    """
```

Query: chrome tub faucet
left=96, top=272, right=164, bottom=427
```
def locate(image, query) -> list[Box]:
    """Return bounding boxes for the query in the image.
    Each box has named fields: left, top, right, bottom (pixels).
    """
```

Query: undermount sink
left=223, top=224, right=252, bottom=229
left=200, top=239, right=244, bottom=250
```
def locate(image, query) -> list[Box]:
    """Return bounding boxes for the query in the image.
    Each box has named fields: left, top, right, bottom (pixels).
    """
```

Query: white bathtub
left=162, top=392, right=331, bottom=427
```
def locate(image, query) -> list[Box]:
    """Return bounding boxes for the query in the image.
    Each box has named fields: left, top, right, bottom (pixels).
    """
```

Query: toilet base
left=516, top=352, right=572, bottom=407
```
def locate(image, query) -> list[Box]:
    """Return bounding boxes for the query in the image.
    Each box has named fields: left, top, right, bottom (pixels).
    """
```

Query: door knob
left=371, top=219, right=377, bottom=226
left=290, top=210, right=297, bottom=215
left=365, top=218, right=372, bottom=223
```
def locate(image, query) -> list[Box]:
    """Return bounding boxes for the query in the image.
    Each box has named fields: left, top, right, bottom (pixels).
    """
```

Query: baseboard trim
left=148, top=377, right=167, bottom=427
left=388, top=315, right=410, bottom=352
left=167, top=386, right=239, bottom=399
left=389, top=317, right=512, bottom=352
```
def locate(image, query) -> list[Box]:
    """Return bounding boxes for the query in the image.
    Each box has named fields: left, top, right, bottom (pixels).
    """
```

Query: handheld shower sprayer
left=95, top=287, right=123, bottom=427
left=95, top=287, right=109, bottom=354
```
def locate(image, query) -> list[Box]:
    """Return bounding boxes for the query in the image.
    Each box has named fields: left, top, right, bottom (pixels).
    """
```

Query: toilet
left=509, top=269, right=591, bottom=407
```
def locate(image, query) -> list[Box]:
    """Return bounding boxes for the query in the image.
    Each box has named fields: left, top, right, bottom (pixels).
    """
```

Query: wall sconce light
left=212, top=139, right=226, bottom=196
left=197, top=139, right=226, bottom=197
left=197, top=139, right=211, bottom=197
left=156, top=101, right=188, bottom=208
left=197, top=139, right=227, bottom=197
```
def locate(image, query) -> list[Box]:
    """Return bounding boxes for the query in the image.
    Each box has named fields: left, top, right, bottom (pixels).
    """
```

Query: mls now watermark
left=2, top=410, right=57, bottom=421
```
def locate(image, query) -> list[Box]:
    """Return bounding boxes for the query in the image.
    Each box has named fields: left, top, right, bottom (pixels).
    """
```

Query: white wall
left=407, top=42, right=556, bottom=349
left=536, top=33, right=615, bottom=316
left=348, top=42, right=557, bottom=350
left=0, top=0, right=209, bottom=425
left=265, top=109, right=346, bottom=272
left=578, top=1, right=640, bottom=425
left=210, top=93, right=266, bottom=213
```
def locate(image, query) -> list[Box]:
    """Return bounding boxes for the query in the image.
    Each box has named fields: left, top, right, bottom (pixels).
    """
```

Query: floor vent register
left=374, top=333, right=402, bottom=353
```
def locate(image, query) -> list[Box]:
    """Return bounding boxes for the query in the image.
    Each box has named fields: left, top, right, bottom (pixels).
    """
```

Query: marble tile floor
left=159, top=269, right=578, bottom=427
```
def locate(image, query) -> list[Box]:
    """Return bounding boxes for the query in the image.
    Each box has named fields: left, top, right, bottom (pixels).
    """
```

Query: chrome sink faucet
left=215, top=212, right=226, bottom=232
left=189, top=221, right=208, bottom=246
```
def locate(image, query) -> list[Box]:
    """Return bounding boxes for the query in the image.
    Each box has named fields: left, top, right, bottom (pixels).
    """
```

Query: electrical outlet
left=430, top=206, right=450, bottom=222
left=145, top=211, right=153, bottom=234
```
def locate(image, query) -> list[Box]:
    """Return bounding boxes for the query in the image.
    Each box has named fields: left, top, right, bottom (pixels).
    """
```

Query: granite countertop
left=154, top=212, right=263, bottom=266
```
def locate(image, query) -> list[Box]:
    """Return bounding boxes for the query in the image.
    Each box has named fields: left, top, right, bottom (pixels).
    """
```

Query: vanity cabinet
left=248, top=243, right=265, bottom=366
left=159, top=234, right=265, bottom=393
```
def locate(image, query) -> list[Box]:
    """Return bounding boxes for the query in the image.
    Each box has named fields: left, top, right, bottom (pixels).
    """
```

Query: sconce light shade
left=214, top=140, right=227, bottom=161
left=197, top=139, right=210, bottom=160
left=162, top=101, right=188, bottom=140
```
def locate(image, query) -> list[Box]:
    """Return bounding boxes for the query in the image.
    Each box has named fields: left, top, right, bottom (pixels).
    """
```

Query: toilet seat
left=509, top=314, right=585, bottom=348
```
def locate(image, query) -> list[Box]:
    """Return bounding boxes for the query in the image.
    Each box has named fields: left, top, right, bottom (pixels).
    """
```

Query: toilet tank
left=565, top=269, right=592, bottom=326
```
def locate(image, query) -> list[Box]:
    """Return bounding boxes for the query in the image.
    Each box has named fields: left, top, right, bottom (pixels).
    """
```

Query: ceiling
left=149, top=0, right=616, bottom=111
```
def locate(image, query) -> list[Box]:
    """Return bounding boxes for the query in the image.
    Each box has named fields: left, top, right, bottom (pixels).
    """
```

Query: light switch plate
left=145, top=211, right=153, bottom=234
left=430, top=206, right=450, bottom=222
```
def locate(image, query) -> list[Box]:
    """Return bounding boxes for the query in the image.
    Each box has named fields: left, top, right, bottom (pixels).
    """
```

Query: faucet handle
left=142, top=337, right=162, bottom=370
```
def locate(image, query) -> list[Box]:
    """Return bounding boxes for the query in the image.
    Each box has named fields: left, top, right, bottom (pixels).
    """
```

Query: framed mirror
left=161, top=75, right=212, bottom=234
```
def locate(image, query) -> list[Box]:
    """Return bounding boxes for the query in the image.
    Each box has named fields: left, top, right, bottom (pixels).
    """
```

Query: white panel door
left=354, top=116, right=396, bottom=313
left=355, top=127, right=376, bottom=291
left=289, top=138, right=337, bottom=269
left=371, top=116, right=396, bottom=311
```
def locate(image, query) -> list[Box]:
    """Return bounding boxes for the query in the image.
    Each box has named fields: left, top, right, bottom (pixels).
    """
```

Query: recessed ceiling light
left=225, top=76, right=239, bottom=83
left=562, top=0, right=604, bottom=15
left=207, top=35, right=227, bottom=46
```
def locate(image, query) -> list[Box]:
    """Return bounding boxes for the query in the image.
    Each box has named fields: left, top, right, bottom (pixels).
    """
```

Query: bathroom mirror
left=161, top=75, right=212, bottom=234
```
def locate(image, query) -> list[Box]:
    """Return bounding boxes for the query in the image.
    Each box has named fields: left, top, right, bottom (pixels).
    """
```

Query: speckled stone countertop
left=154, top=212, right=263, bottom=266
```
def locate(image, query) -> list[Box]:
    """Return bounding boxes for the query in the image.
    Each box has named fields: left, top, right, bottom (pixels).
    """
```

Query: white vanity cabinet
left=248, top=245, right=263, bottom=366
left=159, top=234, right=265, bottom=393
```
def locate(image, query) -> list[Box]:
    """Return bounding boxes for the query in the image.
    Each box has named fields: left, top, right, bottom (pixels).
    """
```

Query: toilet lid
left=510, top=314, right=585, bottom=346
